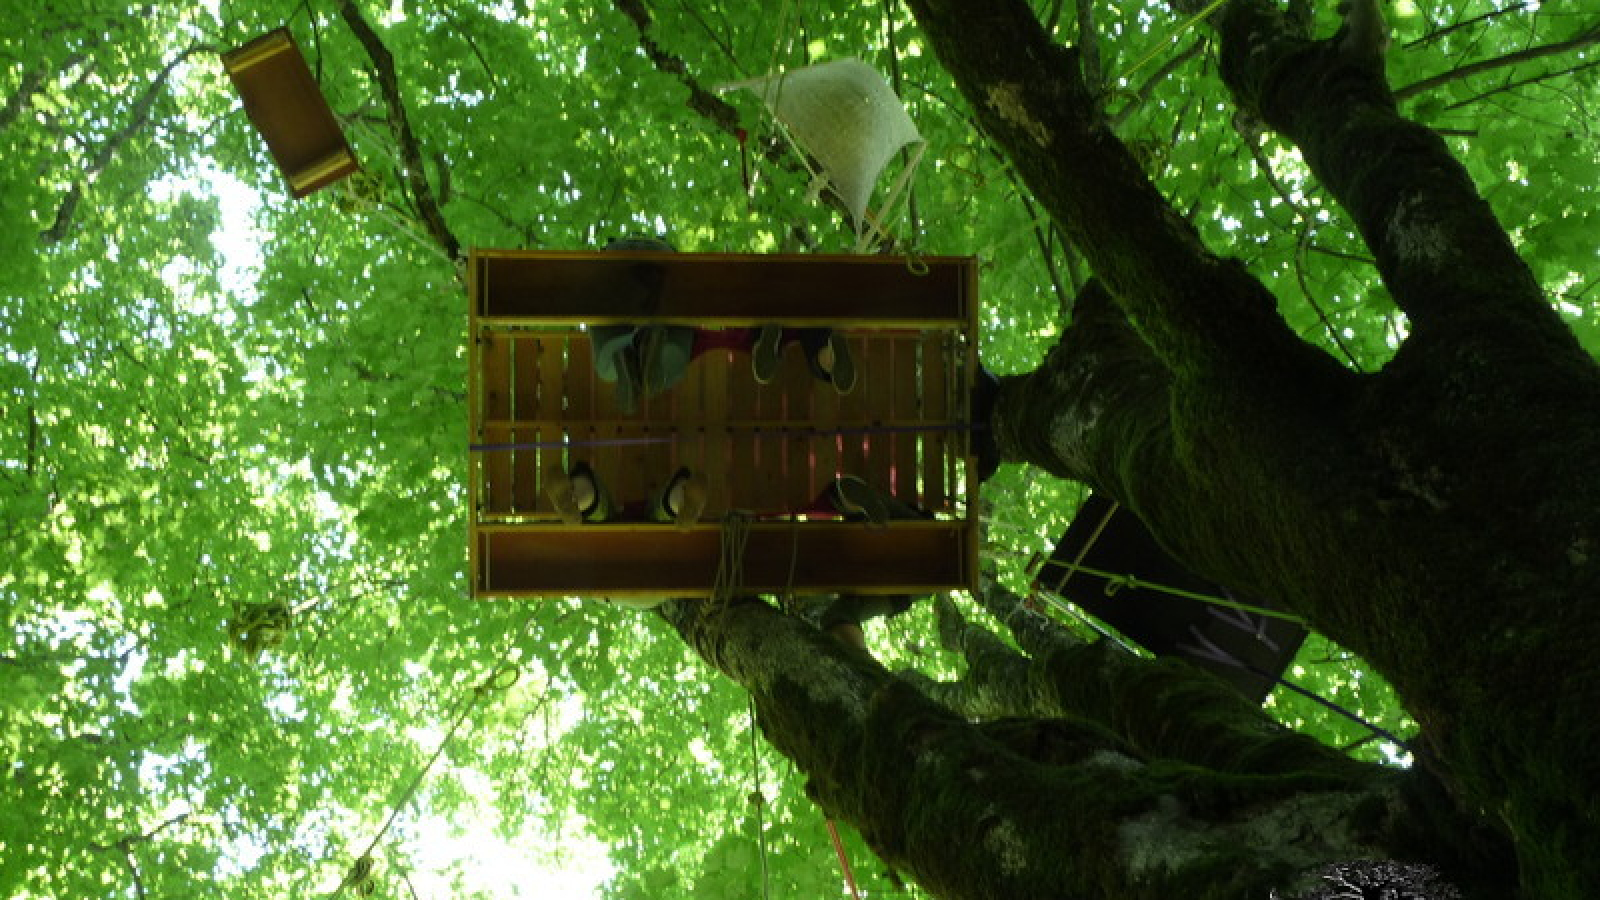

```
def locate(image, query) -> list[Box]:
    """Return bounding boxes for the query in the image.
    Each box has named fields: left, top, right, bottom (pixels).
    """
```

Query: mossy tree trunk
left=667, top=0, right=1600, bottom=896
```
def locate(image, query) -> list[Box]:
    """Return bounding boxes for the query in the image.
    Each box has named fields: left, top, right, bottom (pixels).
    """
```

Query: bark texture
left=660, top=0, right=1600, bottom=896
left=662, top=597, right=1514, bottom=899
left=903, top=0, right=1600, bottom=895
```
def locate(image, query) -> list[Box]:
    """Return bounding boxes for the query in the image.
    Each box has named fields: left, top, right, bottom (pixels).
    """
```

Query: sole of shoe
left=752, top=325, right=783, bottom=385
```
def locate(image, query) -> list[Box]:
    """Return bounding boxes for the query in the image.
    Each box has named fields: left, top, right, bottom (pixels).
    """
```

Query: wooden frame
left=223, top=28, right=359, bottom=198
left=468, top=250, right=981, bottom=600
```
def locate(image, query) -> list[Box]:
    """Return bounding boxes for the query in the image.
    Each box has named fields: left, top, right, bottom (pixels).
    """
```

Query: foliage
left=2, top=0, right=1595, bottom=896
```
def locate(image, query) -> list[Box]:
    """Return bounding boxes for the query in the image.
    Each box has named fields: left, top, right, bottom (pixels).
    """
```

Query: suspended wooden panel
left=471, top=250, right=972, bottom=326
left=222, top=28, right=359, bottom=198
left=468, top=250, right=981, bottom=600
left=1036, top=493, right=1307, bottom=704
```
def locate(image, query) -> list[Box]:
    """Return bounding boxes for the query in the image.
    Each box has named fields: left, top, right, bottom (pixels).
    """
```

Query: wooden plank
left=475, top=520, right=972, bottom=598
left=859, top=335, right=894, bottom=489
left=780, top=342, right=815, bottom=512
left=922, top=332, right=948, bottom=511
left=892, top=334, right=921, bottom=503
left=482, top=423, right=513, bottom=515
left=507, top=337, right=533, bottom=511
left=700, top=349, right=733, bottom=517
left=222, top=29, right=359, bottom=198
left=474, top=251, right=973, bottom=326
left=567, top=334, right=594, bottom=422
left=481, top=331, right=511, bottom=421
left=730, top=429, right=757, bottom=516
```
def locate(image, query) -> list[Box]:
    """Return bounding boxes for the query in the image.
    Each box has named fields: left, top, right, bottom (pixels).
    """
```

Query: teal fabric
left=590, top=325, right=694, bottom=394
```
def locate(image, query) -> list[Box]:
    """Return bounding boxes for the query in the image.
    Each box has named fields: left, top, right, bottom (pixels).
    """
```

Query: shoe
left=659, top=467, right=708, bottom=529
left=824, top=331, right=855, bottom=395
left=800, top=328, right=856, bottom=395
left=830, top=476, right=889, bottom=525
left=614, top=345, right=642, bottom=414
left=547, top=462, right=606, bottom=524
left=752, top=325, right=783, bottom=385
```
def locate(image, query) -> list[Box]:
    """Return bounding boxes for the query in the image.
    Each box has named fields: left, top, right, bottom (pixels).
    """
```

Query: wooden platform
left=223, top=28, right=359, bottom=198
left=468, top=250, right=981, bottom=600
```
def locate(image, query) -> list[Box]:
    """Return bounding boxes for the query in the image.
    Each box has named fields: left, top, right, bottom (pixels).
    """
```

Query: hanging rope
left=746, top=694, right=772, bottom=900
left=712, top=511, right=753, bottom=607
left=329, top=612, right=537, bottom=899
left=1039, top=558, right=1307, bottom=625
left=826, top=819, right=864, bottom=900
left=1049, top=498, right=1120, bottom=596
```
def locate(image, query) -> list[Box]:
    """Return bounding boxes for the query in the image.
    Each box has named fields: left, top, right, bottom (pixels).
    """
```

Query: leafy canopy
left=2, top=0, right=1595, bottom=896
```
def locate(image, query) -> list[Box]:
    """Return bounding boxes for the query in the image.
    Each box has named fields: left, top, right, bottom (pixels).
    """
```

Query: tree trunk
left=657, top=0, right=1600, bottom=896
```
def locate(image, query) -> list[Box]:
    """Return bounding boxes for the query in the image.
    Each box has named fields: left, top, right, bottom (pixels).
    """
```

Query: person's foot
left=830, top=475, right=889, bottom=525
left=800, top=328, right=856, bottom=395
left=751, top=325, right=783, bottom=385
left=547, top=464, right=602, bottom=524
left=661, top=467, right=709, bottom=529
left=820, top=332, right=855, bottom=395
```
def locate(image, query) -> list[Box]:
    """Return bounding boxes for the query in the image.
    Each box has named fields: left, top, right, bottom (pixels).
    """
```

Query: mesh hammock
left=723, top=58, right=924, bottom=247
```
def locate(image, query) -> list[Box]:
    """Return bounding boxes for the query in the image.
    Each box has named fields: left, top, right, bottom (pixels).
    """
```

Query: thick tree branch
left=659, top=597, right=1471, bottom=899
left=338, top=0, right=462, bottom=262
left=1215, top=0, right=1580, bottom=363
left=905, top=0, right=1340, bottom=396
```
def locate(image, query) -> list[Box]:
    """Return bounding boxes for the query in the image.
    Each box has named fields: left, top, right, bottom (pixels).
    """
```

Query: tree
left=660, top=1, right=1600, bottom=896
left=4, top=0, right=1598, bottom=898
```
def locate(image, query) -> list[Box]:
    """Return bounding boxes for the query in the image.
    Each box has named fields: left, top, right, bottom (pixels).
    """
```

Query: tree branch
left=1395, top=21, right=1600, bottom=100
left=337, top=0, right=462, bottom=262
left=39, top=44, right=205, bottom=245
left=611, top=0, right=740, bottom=136
left=1404, top=2, right=1531, bottom=50
left=1441, top=56, right=1600, bottom=112
left=659, top=596, right=1441, bottom=899
left=1216, top=0, right=1577, bottom=359
left=1108, top=37, right=1206, bottom=128
left=1073, top=0, right=1102, bottom=96
left=905, top=0, right=1333, bottom=390
left=1, top=69, right=48, bottom=132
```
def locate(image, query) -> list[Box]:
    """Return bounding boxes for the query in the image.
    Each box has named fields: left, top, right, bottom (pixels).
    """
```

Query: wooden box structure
left=1036, top=493, right=1307, bottom=703
left=222, top=28, right=359, bottom=198
left=468, top=250, right=981, bottom=600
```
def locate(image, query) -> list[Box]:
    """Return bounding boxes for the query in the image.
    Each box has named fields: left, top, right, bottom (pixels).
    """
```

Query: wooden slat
left=567, top=334, right=594, bottom=422
left=477, top=520, right=971, bottom=597
left=509, top=337, right=535, bottom=511
left=781, top=343, right=814, bottom=512
left=892, top=334, right=921, bottom=503
left=222, top=29, right=360, bottom=198
left=922, top=332, right=948, bottom=510
left=482, top=424, right=513, bottom=515
left=481, top=332, right=511, bottom=420
left=476, top=252, right=973, bottom=326
left=700, top=351, right=732, bottom=516
left=859, top=335, right=895, bottom=489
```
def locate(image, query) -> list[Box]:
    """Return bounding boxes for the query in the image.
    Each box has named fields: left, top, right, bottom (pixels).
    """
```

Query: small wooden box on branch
left=468, top=249, right=982, bottom=600
left=1037, top=493, right=1308, bottom=703
left=222, top=28, right=359, bottom=198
